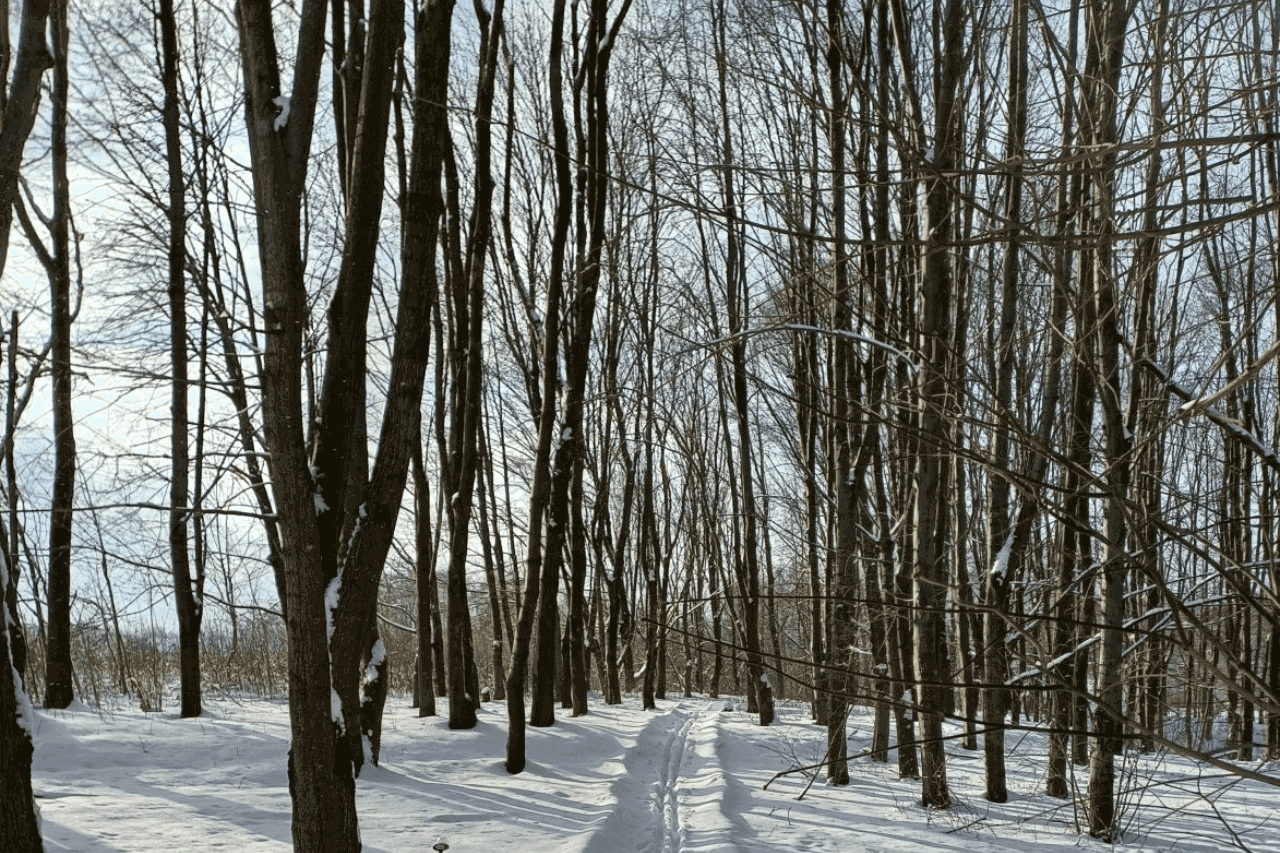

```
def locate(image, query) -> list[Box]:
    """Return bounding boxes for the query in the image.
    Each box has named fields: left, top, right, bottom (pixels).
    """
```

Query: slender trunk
left=888, top=0, right=965, bottom=807
left=477, top=436, right=508, bottom=702
left=1082, top=0, right=1133, bottom=837
left=713, top=0, right=771, bottom=728
left=0, top=1, right=51, bottom=840
left=824, top=0, right=854, bottom=782
left=5, top=313, right=26, bottom=686
left=160, top=0, right=202, bottom=720
left=507, top=0, right=573, bottom=771
left=413, top=446, right=437, bottom=716
left=43, top=0, right=75, bottom=712
left=981, top=0, right=1028, bottom=801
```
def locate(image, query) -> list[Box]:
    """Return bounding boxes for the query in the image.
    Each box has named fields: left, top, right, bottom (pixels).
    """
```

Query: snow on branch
left=1176, top=337, right=1280, bottom=416
left=1148, top=358, right=1280, bottom=475
left=688, top=324, right=919, bottom=377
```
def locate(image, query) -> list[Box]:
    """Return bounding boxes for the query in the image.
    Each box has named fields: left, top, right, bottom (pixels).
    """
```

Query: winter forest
left=2, top=0, right=1280, bottom=849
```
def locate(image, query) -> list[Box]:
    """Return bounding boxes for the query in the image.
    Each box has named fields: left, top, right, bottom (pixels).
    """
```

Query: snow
left=990, top=528, right=1015, bottom=582
left=314, top=491, right=330, bottom=515
left=332, top=688, right=345, bottom=733
left=272, top=95, right=291, bottom=131
left=365, top=640, right=386, bottom=683
left=23, top=694, right=1280, bottom=852
left=325, top=575, right=341, bottom=640
left=2, top=551, right=37, bottom=747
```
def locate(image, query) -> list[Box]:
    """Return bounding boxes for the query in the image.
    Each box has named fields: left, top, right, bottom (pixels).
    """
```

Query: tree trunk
left=568, top=456, right=590, bottom=715
left=980, top=0, right=1028, bottom=801
left=477, top=436, right=508, bottom=702
left=1, top=550, right=41, bottom=852
left=0, top=0, right=51, bottom=840
left=531, top=0, right=632, bottom=730
left=888, top=0, right=966, bottom=808
left=159, top=0, right=202, bottom=721
left=42, top=0, right=75, bottom=713
left=824, top=0, right=854, bottom=783
left=413, top=446, right=437, bottom=717
left=235, top=0, right=370, bottom=846
left=360, top=629, right=389, bottom=765
left=509, top=0, right=574, bottom=768
left=1081, top=0, right=1133, bottom=838
left=5, top=313, right=25, bottom=688
left=714, top=0, right=771, bottom=728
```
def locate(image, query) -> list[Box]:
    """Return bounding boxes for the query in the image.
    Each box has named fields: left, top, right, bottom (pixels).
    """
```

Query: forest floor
left=29, top=691, right=1278, bottom=852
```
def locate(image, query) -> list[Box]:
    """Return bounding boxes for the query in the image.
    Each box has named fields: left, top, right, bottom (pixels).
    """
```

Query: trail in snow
left=29, top=695, right=1279, bottom=852
left=658, top=707, right=695, bottom=853
left=571, top=702, right=698, bottom=853
left=573, top=699, right=746, bottom=853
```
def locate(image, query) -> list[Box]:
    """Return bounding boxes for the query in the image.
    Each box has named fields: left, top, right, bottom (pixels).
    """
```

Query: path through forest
left=29, top=694, right=1275, bottom=852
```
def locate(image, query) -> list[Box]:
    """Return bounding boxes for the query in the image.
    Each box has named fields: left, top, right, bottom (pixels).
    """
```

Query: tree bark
left=0, top=1, right=51, bottom=840
left=159, top=0, right=202, bottom=720
left=438, top=0, right=505, bottom=731
left=889, top=0, right=966, bottom=808
left=234, top=0, right=361, bottom=847
left=413, top=445, right=437, bottom=717
left=824, top=0, right=854, bottom=782
left=507, top=0, right=574, bottom=771
left=1081, top=0, right=1133, bottom=838
left=981, top=0, right=1028, bottom=802
left=42, top=0, right=75, bottom=713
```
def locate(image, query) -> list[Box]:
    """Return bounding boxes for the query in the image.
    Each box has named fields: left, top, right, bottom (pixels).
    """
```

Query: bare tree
left=19, top=0, right=77, bottom=713
left=888, top=0, right=967, bottom=808
left=0, top=0, right=53, bottom=845
left=1080, top=0, right=1133, bottom=837
left=158, top=0, right=202, bottom=719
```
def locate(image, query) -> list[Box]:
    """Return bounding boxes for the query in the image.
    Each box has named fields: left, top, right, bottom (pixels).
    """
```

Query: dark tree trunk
left=413, top=446, right=437, bottom=717
left=1081, top=0, right=1133, bottom=837
left=641, top=454, right=659, bottom=711
left=476, top=438, right=508, bottom=702
left=159, top=0, right=202, bottom=721
left=5, top=314, right=24, bottom=688
left=235, top=0, right=387, bottom=846
left=1, top=552, right=41, bottom=853
left=507, top=0, right=574, bottom=771
left=568, top=443, right=590, bottom=715
left=823, top=0, right=854, bottom=783
left=530, top=0, right=632, bottom=731
left=42, top=0, right=75, bottom=713
left=0, top=2, right=52, bottom=841
left=888, top=0, right=966, bottom=808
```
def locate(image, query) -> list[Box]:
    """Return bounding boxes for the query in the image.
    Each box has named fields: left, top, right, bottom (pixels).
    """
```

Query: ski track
left=30, top=696, right=1280, bottom=853
left=658, top=708, right=696, bottom=853
left=572, top=699, right=741, bottom=853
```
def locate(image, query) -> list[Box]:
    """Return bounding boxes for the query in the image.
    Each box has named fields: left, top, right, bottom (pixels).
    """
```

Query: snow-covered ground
left=29, top=694, right=1278, bottom=852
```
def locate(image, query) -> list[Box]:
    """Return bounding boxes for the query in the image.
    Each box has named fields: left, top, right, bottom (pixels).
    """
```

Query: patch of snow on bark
left=331, top=688, right=345, bottom=733
left=365, top=639, right=386, bottom=682
left=273, top=95, right=291, bottom=131
left=991, top=528, right=1015, bottom=582
left=1, top=551, right=36, bottom=744
left=325, top=576, right=341, bottom=640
